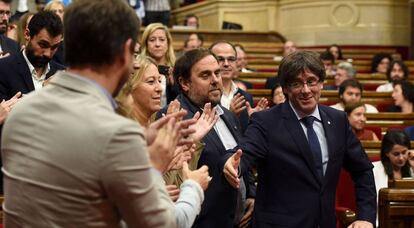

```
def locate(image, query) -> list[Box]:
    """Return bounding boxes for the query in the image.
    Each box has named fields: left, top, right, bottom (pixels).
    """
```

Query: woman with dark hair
left=373, top=129, right=411, bottom=226
left=371, top=53, right=393, bottom=74
left=326, top=44, right=343, bottom=61
left=271, top=82, right=285, bottom=106
left=388, top=80, right=414, bottom=113
left=373, top=129, right=411, bottom=193
left=376, top=60, right=409, bottom=92
left=344, top=102, right=379, bottom=141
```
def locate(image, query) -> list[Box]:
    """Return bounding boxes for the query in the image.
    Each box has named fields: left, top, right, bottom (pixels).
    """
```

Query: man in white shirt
left=376, top=60, right=409, bottom=92
left=0, top=10, right=64, bottom=101
left=330, top=79, right=379, bottom=113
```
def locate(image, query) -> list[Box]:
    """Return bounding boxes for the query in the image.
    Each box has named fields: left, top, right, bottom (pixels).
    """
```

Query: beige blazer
left=1, top=71, right=176, bottom=227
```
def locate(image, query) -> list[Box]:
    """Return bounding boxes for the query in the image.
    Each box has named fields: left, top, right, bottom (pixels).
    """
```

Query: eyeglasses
left=0, top=10, right=11, bottom=17
left=216, top=56, right=236, bottom=64
left=289, top=78, right=320, bottom=90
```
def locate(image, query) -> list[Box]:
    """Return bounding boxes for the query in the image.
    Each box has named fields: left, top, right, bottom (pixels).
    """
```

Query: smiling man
left=224, top=50, right=377, bottom=228
left=0, top=11, right=64, bottom=101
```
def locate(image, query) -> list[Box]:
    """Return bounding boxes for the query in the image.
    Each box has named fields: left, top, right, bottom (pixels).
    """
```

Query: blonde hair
left=116, top=55, right=158, bottom=119
left=44, top=0, right=65, bottom=12
left=141, top=23, right=176, bottom=67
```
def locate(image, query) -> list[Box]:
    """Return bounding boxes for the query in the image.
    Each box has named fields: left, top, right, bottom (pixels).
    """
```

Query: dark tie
left=302, top=116, right=323, bottom=179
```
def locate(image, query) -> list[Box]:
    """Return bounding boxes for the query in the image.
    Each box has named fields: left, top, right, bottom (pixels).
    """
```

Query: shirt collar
left=22, top=49, right=51, bottom=77
left=66, top=72, right=118, bottom=110
left=230, top=81, right=239, bottom=95
left=288, top=100, right=321, bottom=121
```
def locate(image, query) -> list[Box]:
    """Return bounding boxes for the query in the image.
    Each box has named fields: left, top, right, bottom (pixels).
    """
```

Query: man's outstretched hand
left=223, top=149, right=242, bottom=188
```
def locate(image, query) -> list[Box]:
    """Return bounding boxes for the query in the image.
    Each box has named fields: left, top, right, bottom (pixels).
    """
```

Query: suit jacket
left=232, top=102, right=376, bottom=228
left=0, top=35, right=19, bottom=55
left=1, top=71, right=176, bottom=227
left=0, top=50, right=65, bottom=100
left=158, top=93, right=245, bottom=228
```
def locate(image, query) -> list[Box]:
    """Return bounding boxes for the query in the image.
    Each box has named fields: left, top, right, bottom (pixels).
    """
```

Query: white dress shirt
left=290, top=101, right=329, bottom=175
left=22, top=50, right=50, bottom=90
left=220, top=81, right=239, bottom=110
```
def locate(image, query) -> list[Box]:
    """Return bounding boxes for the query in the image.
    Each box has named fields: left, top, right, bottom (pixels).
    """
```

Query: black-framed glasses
left=0, top=10, right=11, bottom=17
left=289, top=78, right=320, bottom=90
left=216, top=56, right=236, bottom=64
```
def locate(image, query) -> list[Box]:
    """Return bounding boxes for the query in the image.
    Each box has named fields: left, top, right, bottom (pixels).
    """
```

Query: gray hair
left=337, top=62, right=356, bottom=77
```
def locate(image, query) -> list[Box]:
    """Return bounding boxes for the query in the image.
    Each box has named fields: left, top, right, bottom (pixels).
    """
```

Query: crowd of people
left=0, top=0, right=413, bottom=228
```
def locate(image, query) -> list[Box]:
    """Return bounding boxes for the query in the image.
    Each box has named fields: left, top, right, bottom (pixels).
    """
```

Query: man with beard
left=1, top=0, right=180, bottom=227
left=0, top=10, right=64, bottom=101
left=0, top=0, right=19, bottom=58
left=157, top=48, right=245, bottom=228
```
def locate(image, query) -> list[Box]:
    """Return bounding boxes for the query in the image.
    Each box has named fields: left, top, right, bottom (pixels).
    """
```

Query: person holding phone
left=141, top=23, right=178, bottom=107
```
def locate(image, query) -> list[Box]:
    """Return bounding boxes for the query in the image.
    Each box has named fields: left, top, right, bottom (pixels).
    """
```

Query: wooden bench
left=379, top=179, right=414, bottom=228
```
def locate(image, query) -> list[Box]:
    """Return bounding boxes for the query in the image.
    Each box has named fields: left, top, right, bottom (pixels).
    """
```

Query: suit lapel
left=17, top=51, right=35, bottom=91
left=319, top=107, right=336, bottom=188
left=220, top=107, right=241, bottom=143
left=282, top=102, right=322, bottom=185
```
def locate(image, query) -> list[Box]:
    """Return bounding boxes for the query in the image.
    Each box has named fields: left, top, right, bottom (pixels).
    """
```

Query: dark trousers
left=144, top=11, right=170, bottom=26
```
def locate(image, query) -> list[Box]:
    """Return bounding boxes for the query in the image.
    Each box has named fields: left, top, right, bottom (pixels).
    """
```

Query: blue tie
left=302, top=116, right=323, bottom=179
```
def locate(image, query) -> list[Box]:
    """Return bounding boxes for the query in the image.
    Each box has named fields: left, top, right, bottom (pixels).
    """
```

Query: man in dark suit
left=158, top=48, right=253, bottom=228
left=209, top=41, right=268, bottom=135
left=224, top=50, right=376, bottom=228
left=0, top=0, right=19, bottom=57
left=0, top=11, right=64, bottom=101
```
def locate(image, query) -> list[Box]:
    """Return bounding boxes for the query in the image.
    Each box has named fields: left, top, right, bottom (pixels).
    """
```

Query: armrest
left=336, top=206, right=356, bottom=228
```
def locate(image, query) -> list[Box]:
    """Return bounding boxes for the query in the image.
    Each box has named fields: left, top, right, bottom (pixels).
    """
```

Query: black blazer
left=0, top=50, right=65, bottom=100
left=158, top=93, right=246, bottom=228
left=231, top=102, right=376, bottom=228
left=0, top=35, right=19, bottom=55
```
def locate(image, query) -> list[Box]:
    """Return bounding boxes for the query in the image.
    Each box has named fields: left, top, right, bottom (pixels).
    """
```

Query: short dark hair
left=28, top=11, right=63, bottom=38
left=174, top=48, right=216, bottom=92
left=64, top=0, right=139, bottom=68
left=234, top=43, right=245, bottom=52
left=338, top=79, right=363, bottom=97
left=393, top=80, right=414, bottom=104
left=278, top=50, right=326, bottom=88
left=0, top=0, right=12, bottom=4
left=371, top=53, right=393, bottom=73
left=344, top=101, right=365, bottom=116
left=319, top=51, right=335, bottom=64
left=326, top=44, right=343, bottom=60
left=386, top=60, right=409, bottom=82
left=184, top=14, right=199, bottom=27
left=209, top=40, right=237, bottom=57
left=381, top=129, right=411, bottom=179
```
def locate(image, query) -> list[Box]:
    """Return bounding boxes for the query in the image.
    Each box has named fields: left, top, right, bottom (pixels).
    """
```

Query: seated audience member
left=376, top=60, right=409, bottom=92
left=388, top=80, right=414, bottom=113
left=344, top=102, right=379, bottom=141
left=409, top=151, right=414, bottom=177
left=327, top=44, right=343, bottom=61
left=372, top=129, right=412, bottom=226
left=116, top=55, right=214, bottom=228
left=184, top=14, right=199, bottom=28
left=330, top=79, right=378, bottom=113
left=371, top=53, right=393, bottom=74
left=184, top=33, right=203, bottom=51
left=234, top=44, right=256, bottom=73
left=320, top=51, right=335, bottom=77
left=271, top=82, right=285, bottom=106
left=324, top=61, right=356, bottom=90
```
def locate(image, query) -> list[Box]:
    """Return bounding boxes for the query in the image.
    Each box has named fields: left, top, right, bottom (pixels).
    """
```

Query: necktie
left=302, top=116, right=323, bottom=179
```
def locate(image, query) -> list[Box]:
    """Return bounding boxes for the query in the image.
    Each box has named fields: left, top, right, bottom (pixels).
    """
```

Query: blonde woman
left=141, top=23, right=177, bottom=106
left=44, top=0, right=65, bottom=21
left=117, top=55, right=217, bottom=228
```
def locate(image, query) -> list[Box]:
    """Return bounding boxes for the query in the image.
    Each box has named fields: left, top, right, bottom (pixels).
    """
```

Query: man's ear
left=24, top=28, right=31, bottom=42
left=179, top=77, right=190, bottom=92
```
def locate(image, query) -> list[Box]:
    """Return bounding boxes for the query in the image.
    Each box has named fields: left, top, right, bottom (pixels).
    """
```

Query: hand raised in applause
left=190, top=102, right=218, bottom=142
left=230, top=93, right=246, bottom=116
left=0, top=92, right=22, bottom=124
left=182, top=161, right=210, bottom=191
left=223, top=149, right=242, bottom=188
left=246, top=97, right=268, bottom=117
